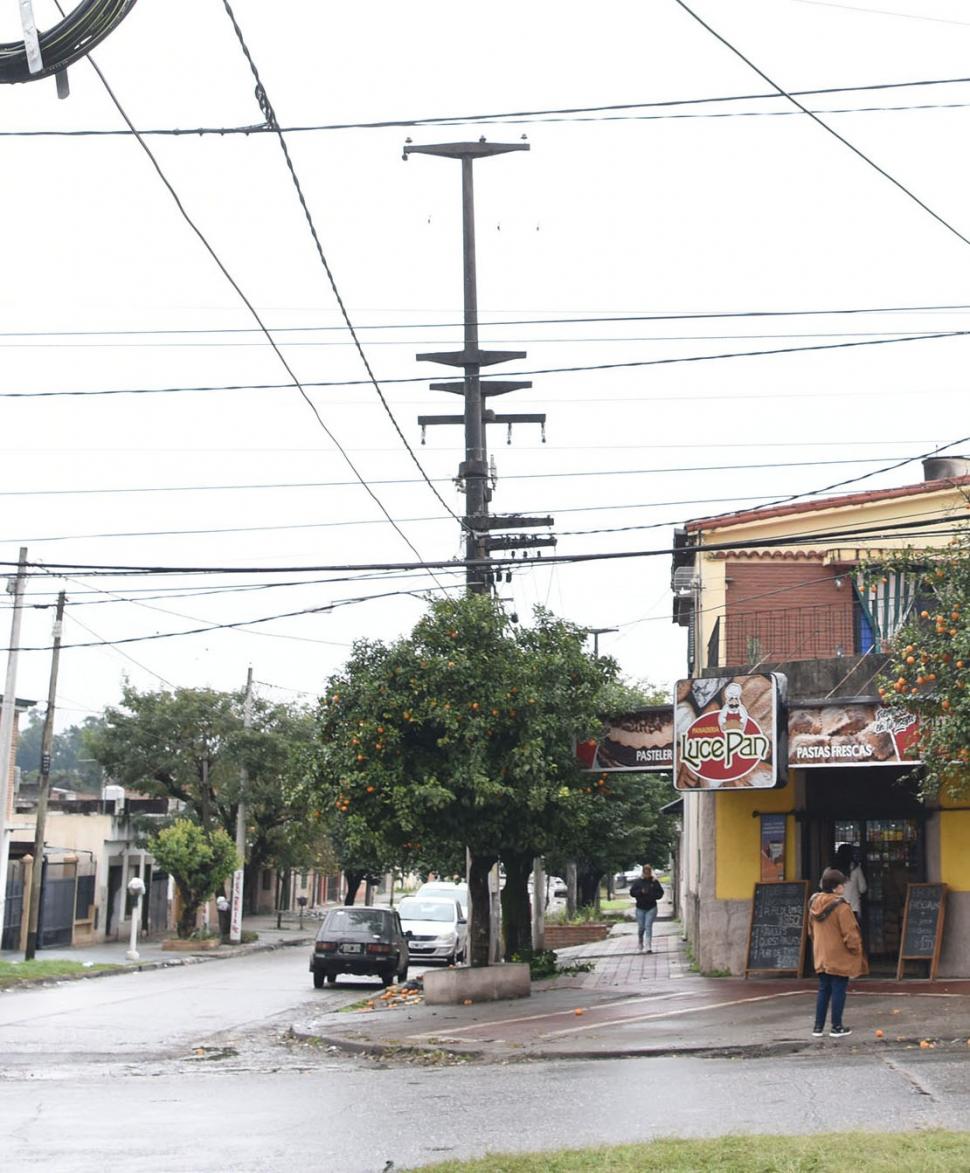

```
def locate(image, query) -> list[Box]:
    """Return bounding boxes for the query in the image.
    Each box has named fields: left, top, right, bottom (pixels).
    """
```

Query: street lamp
left=126, top=876, right=146, bottom=960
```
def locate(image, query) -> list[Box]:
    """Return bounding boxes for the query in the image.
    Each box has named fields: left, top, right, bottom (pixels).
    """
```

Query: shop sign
left=788, top=703, right=921, bottom=768
left=673, top=673, right=785, bottom=791
left=576, top=707, right=673, bottom=772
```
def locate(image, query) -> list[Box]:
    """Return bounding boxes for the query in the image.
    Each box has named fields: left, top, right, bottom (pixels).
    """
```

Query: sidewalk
left=1, top=912, right=314, bottom=973
left=296, top=918, right=970, bottom=1061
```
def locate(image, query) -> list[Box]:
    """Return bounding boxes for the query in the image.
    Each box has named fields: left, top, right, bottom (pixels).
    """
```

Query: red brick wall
left=722, top=559, right=854, bottom=664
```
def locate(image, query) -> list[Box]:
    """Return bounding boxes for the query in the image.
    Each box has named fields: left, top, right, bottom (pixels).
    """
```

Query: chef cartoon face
left=718, top=682, right=748, bottom=732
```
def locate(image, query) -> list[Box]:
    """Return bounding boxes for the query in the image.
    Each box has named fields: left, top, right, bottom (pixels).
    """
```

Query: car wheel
left=379, top=968, right=395, bottom=988
left=313, top=970, right=325, bottom=989
left=445, top=952, right=457, bottom=967
left=326, top=972, right=338, bottom=985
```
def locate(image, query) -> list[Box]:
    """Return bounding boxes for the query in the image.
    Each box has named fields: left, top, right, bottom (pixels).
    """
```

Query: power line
left=673, top=0, right=970, bottom=251
left=61, top=4, right=440, bottom=575
left=218, top=0, right=466, bottom=542
left=4, top=327, right=966, bottom=399
left=3, top=511, right=963, bottom=581
left=6, top=72, right=970, bottom=135
left=0, top=455, right=923, bottom=498
left=6, top=580, right=462, bottom=653
left=6, top=300, right=970, bottom=339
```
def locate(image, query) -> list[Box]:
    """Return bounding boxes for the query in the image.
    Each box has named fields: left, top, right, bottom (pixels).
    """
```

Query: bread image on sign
left=674, top=674, right=782, bottom=790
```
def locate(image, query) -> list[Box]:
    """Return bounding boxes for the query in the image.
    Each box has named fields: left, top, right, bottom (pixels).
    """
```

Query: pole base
left=125, top=950, right=140, bottom=961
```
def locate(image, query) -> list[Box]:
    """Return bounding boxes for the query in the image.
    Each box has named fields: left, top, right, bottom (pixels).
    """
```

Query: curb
left=289, top=1026, right=970, bottom=1065
left=0, top=934, right=313, bottom=993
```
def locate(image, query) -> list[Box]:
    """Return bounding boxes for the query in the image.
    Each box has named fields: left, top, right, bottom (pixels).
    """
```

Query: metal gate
left=39, top=860, right=77, bottom=948
left=2, top=860, right=24, bottom=950
left=148, top=870, right=169, bottom=937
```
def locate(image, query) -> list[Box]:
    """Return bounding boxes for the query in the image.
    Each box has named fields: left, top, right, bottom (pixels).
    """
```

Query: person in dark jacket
left=629, top=865, right=664, bottom=952
left=808, top=867, right=867, bottom=1038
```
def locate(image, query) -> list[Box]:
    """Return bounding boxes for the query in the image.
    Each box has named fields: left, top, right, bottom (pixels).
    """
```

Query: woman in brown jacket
left=808, top=867, right=867, bottom=1038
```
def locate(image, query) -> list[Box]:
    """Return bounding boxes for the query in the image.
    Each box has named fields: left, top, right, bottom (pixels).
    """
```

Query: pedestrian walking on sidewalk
left=630, top=865, right=664, bottom=952
left=808, top=867, right=868, bottom=1039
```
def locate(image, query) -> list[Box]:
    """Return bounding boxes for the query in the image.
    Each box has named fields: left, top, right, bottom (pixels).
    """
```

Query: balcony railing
left=718, top=601, right=855, bottom=667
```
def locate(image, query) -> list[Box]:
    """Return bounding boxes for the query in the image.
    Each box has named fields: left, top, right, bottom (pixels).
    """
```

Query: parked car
left=550, top=876, right=568, bottom=898
left=309, top=906, right=408, bottom=989
left=397, top=896, right=467, bottom=965
left=416, top=881, right=468, bottom=918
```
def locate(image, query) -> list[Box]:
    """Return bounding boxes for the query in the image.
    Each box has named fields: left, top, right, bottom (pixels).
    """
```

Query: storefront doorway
left=803, top=768, right=925, bottom=974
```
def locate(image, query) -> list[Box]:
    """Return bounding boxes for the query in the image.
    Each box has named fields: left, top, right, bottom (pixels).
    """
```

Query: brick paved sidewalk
left=550, top=917, right=692, bottom=990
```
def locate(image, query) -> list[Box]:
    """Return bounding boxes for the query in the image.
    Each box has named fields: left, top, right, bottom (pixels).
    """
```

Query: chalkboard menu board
left=745, top=881, right=809, bottom=976
left=897, top=883, right=947, bottom=980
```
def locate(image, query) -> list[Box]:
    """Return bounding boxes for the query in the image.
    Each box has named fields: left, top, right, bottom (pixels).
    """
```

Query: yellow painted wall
left=715, top=786, right=796, bottom=900
left=938, top=794, right=970, bottom=893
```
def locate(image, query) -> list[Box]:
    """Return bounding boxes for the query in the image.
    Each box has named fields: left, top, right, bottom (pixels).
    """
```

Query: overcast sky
left=2, top=0, right=970, bottom=728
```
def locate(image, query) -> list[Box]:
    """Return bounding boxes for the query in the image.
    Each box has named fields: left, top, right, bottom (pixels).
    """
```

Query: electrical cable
left=55, top=2, right=445, bottom=578
left=4, top=327, right=966, bottom=399
left=6, top=299, right=970, bottom=339
left=0, top=0, right=136, bottom=84
left=672, top=0, right=970, bottom=251
left=218, top=0, right=468, bottom=542
left=3, top=511, right=964, bottom=580
left=7, top=579, right=463, bottom=653
left=6, top=71, right=970, bottom=132
left=0, top=454, right=925, bottom=498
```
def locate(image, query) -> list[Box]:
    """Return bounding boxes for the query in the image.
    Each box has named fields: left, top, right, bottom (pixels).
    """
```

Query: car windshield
left=398, top=899, right=454, bottom=923
left=324, top=909, right=389, bottom=934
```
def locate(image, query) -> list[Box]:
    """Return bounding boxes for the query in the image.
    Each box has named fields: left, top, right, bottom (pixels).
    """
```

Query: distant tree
left=148, top=819, right=238, bottom=938
left=16, top=713, right=105, bottom=789
left=87, top=685, right=315, bottom=908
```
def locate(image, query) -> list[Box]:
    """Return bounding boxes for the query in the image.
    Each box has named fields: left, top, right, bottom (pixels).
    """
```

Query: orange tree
left=309, top=594, right=614, bottom=966
left=872, top=529, right=970, bottom=796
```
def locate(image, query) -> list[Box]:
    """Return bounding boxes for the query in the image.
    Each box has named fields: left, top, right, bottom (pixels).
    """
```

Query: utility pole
left=588, top=627, right=618, bottom=658
left=230, top=665, right=253, bottom=944
left=24, top=591, right=65, bottom=961
left=406, top=142, right=556, bottom=967
left=404, top=140, right=556, bottom=587
left=0, top=546, right=28, bottom=936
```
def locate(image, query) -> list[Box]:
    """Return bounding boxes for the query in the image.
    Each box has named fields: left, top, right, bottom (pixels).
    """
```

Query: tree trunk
left=500, top=850, right=533, bottom=961
left=577, top=865, right=602, bottom=909
left=343, top=869, right=365, bottom=906
left=177, top=889, right=200, bottom=938
left=468, top=851, right=497, bottom=968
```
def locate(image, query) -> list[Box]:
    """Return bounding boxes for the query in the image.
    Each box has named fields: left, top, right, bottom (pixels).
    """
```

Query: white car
left=416, top=881, right=468, bottom=919
left=397, top=896, right=467, bottom=965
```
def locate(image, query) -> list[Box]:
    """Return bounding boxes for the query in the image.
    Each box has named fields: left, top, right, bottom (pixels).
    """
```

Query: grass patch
left=599, top=898, right=634, bottom=913
left=410, top=1130, right=970, bottom=1172
left=0, top=959, right=122, bottom=988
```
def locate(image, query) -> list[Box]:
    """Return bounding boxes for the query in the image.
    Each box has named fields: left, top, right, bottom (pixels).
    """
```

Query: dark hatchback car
left=310, top=906, right=409, bottom=988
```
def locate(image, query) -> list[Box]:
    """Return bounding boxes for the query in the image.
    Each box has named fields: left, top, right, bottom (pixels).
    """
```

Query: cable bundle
left=0, top=0, right=138, bottom=84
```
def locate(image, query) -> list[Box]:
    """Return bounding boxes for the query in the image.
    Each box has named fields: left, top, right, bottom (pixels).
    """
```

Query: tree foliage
left=309, top=595, right=615, bottom=964
left=16, top=713, right=105, bottom=788
left=148, top=819, right=238, bottom=938
left=87, top=684, right=317, bottom=900
left=871, top=531, right=970, bottom=796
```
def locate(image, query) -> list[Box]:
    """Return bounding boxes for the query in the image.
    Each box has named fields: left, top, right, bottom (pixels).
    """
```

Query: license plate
left=339, top=943, right=362, bottom=954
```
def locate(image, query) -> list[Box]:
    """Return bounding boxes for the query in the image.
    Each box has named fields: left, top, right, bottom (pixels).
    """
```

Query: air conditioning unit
left=672, top=566, right=697, bottom=594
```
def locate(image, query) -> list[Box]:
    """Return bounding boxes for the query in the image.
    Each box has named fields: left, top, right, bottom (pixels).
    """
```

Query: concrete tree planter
left=423, top=963, right=530, bottom=1005
left=543, top=923, right=610, bottom=950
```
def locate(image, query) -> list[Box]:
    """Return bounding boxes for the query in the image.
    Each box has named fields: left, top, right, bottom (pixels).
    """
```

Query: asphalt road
left=3, top=948, right=970, bottom=1172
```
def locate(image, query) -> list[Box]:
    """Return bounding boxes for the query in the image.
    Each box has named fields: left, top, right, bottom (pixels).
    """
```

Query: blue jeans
left=635, top=906, right=657, bottom=947
left=815, top=972, right=849, bottom=1030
